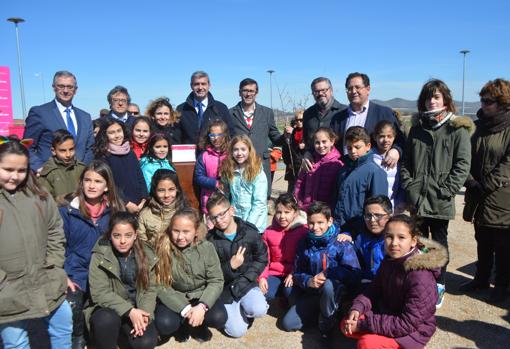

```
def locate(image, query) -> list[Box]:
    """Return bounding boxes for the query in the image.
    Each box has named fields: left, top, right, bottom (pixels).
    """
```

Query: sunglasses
left=480, top=97, right=497, bottom=105
left=295, top=119, right=304, bottom=122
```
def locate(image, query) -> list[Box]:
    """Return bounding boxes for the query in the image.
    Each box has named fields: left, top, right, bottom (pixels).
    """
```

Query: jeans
left=0, top=300, right=72, bottom=349
left=265, top=275, right=294, bottom=302
left=224, top=287, right=268, bottom=338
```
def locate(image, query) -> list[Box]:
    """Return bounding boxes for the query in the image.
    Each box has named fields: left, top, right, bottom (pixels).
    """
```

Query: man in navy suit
left=24, top=71, right=94, bottom=172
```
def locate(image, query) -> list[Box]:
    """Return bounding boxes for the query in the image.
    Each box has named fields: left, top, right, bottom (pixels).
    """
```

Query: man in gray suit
left=230, top=78, right=284, bottom=198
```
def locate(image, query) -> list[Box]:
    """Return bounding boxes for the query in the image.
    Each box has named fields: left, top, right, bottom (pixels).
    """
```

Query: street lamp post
left=7, top=17, right=27, bottom=119
left=267, top=70, right=275, bottom=111
left=460, top=50, right=470, bottom=116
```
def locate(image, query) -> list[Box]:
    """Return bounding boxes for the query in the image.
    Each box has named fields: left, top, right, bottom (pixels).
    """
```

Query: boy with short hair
left=39, top=129, right=85, bottom=205
left=281, top=201, right=360, bottom=341
left=333, top=126, right=388, bottom=234
left=206, top=192, right=268, bottom=338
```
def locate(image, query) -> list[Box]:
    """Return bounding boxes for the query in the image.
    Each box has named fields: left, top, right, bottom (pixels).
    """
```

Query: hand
left=284, top=125, right=294, bottom=135
left=284, top=274, right=294, bottom=288
left=343, top=310, right=360, bottom=335
left=298, top=142, right=305, bottom=150
left=66, top=278, right=80, bottom=293
left=129, top=308, right=150, bottom=337
left=381, top=148, right=400, bottom=169
left=185, top=305, right=206, bottom=327
left=137, top=199, right=146, bottom=212
left=301, top=152, right=314, bottom=173
left=307, top=272, right=326, bottom=289
left=36, top=167, right=43, bottom=177
left=230, top=246, right=246, bottom=270
left=125, top=202, right=139, bottom=214
left=337, top=233, right=352, bottom=243
left=259, top=278, right=268, bottom=294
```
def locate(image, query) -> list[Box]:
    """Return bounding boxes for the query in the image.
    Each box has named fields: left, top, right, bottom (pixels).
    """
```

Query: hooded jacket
left=139, top=156, right=176, bottom=192
left=350, top=238, right=448, bottom=349
left=194, top=147, right=227, bottom=213
left=39, top=156, right=85, bottom=205
left=137, top=198, right=179, bottom=247
left=294, top=147, right=343, bottom=210
left=401, top=114, right=473, bottom=220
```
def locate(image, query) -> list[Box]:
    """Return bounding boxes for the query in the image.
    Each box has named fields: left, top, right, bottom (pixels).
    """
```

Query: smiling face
left=375, top=126, right=396, bottom=154
left=424, top=89, right=445, bottom=111
left=53, top=76, right=77, bottom=107
left=239, top=83, right=258, bottom=106
left=155, top=178, right=177, bottom=206
left=274, top=203, right=298, bottom=229
left=153, top=139, right=169, bottom=159
left=110, top=223, right=137, bottom=256
left=154, top=106, right=171, bottom=127
left=106, top=123, right=124, bottom=146
left=307, top=213, right=333, bottom=237
left=171, top=215, right=197, bottom=249
left=208, top=125, right=226, bottom=150
left=191, top=76, right=210, bottom=101
left=51, top=139, right=76, bottom=165
left=312, top=80, right=333, bottom=108
left=208, top=202, right=235, bottom=232
left=232, top=141, right=249, bottom=166
left=364, top=203, right=390, bottom=235
left=313, top=131, right=335, bottom=156
left=346, top=76, right=370, bottom=109
left=346, top=139, right=371, bottom=160
left=82, top=170, right=108, bottom=203
left=0, top=154, right=28, bottom=192
left=132, top=121, right=150, bottom=144
left=384, top=221, right=417, bottom=259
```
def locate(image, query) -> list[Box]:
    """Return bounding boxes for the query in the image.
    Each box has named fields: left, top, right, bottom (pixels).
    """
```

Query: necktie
left=65, top=108, right=76, bottom=137
left=197, top=102, right=204, bottom=128
left=245, top=112, right=254, bottom=129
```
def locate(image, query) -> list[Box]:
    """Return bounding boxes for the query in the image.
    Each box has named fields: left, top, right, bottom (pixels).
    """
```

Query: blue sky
left=2, top=0, right=509, bottom=118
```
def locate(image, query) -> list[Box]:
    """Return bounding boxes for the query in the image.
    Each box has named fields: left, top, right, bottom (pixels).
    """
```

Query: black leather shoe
left=489, top=287, right=508, bottom=303
left=192, top=326, right=212, bottom=343
left=458, top=280, right=490, bottom=293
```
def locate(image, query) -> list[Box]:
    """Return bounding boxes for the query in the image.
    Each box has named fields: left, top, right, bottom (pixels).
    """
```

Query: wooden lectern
left=174, top=161, right=199, bottom=209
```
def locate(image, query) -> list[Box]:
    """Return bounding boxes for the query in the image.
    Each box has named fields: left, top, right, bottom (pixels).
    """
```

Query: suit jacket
left=24, top=100, right=94, bottom=170
left=177, top=92, right=232, bottom=145
left=330, top=101, right=405, bottom=153
left=303, top=99, right=346, bottom=148
left=105, top=111, right=136, bottom=138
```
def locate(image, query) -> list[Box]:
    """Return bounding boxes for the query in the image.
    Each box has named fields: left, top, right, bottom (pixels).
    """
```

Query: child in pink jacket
left=294, top=127, right=343, bottom=210
left=259, top=193, right=308, bottom=302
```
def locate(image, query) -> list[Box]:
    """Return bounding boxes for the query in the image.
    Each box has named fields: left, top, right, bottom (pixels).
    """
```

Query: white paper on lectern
left=171, top=144, right=196, bottom=162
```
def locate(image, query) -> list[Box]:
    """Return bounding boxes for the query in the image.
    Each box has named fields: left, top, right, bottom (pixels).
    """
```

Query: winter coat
left=282, top=128, right=305, bottom=182
left=158, top=240, right=224, bottom=312
left=333, top=151, right=388, bottom=232
left=137, top=199, right=178, bottom=247
left=354, top=230, right=385, bottom=281
left=372, top=152, right=405, bottom=211
left=0, top=190, right=67, bottom=324
left=194, top=147, right=227, bottom=213
left=207, top=217, right=268, bottom=303
left=60, top=197, right=111, bottom=291
left=464, top=120, right=510, bottom=228
left=303, top=99, right=346, bottom=148
left=401, top=114, right=473, bottom=220
left=84, top=239, right=158, bottom=326
left=293, top=225, right=361, bottom=290
left=260, top=211, right=308, bottom=280
left=227, top=167, right=268, bottom=233
left=139, top=156, right=176, bottom=192
left=39, top=156, right=85, bottom=205
left=350, top=238, right=448, bottom=349
left=294, top=147, right=343, bottom=210
left=155, top=122, right=182, bottom=146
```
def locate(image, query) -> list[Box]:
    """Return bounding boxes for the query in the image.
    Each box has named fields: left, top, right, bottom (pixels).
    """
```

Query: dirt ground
left=154, top=169, right=510, bottom=349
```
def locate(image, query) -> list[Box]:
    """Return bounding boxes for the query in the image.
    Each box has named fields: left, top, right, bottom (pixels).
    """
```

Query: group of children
left=0, top=78, right=473, bottom=349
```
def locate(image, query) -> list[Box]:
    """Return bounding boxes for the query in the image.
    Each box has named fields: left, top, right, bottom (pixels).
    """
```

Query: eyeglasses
left=208, top=133, right=225, bottom=138
left=209, top=206, right=230, bottom=222
left=112, top=98, right=128, bottom=104
left=130, top=111, right=140, bottom=116
left=241, top=89, right=257, bottom=95
left=312, top=87, right=330, bottom=96
left=480, top=97, right=497, bottom=105
left=363, top=213, right=389, bottom=222
left=55, top=84, right=76, bottom=91
left=346, top=85, right=366, bottom=93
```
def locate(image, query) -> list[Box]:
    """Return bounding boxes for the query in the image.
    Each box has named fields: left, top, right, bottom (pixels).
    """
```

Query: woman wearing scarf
left=401, top=79, right=474, bottom=308
left=461, top=78, right=510, bottom=303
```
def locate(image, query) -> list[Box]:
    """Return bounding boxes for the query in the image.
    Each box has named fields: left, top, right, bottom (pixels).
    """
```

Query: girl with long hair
left=140, top=133, right=176, bottom=192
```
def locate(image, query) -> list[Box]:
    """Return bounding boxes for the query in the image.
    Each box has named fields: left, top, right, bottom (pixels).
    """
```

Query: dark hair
left=206, top=191, right=230, bottom=212
left=105, top=212, right=149, bottom=290
left=417, top=79, right=456, bottom=113
left=130, top=116, right=154, bottom=143
left=198, top=119, right=230, bottom=151
left=143, top=132, right=171, bottom=161
left=312, top=127, right=337, bottom=143
left=275, top=193, right=298, bottom=212
left=372, top=120, right=397, bottom=148
left=307, top=201, right=332, bottom=220
left=0, top=136, right=48, bottom=200
left=385, top=214, right=425, bottom=250
left=239, top=78, right=259, bottom=92
left=145, top=97, right=179, bottom=126
left=479, top=78, right=510, bottom=108
left=93, top=118, right=126, bottom=158
left=345, top=126, right=370, bottom=145
left=53, top=70, right=77, bottom=86
left=345, top=72, right=370, bottom=89
left=51, top=129, right=75, bottom=148
left=93, top=119, right=102, bottom=130
left=107, top=85, right=131, bottom=105
left=364, top=195, right=393, bottom=214
left=148, top=169, right=188, bottom=209
left=310, top=77, right=332, bottom=90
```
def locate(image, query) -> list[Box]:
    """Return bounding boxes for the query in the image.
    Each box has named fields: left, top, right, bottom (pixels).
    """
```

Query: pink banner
left=0, top=66, right=14, bottom=136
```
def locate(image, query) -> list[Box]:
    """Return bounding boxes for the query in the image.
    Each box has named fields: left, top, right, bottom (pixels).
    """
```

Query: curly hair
left=145, top=97, right=179, bottom=125
left=479, top=78, right=510, bottom=108
left=220, top=135, right=262, bottom=183
left=198, top=119, right=230, bottom=151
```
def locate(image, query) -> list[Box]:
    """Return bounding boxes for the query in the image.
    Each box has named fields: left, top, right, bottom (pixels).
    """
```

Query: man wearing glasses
left=128, top=103, right=141, bottom=117
left=302, top=77, right=346, bottom=148
left=24, top=70, right=94, bottom=172
left=105, top=85, right=136, bottom=133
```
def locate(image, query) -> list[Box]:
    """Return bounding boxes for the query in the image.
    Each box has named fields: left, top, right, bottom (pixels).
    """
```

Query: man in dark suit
left=24, top=71, right=94, bottom=172
left=177, top=71, right=232, bottom=144
left=330, top=72, right=404, bottom=165
left=230, top=78, right=284, bottom=197
left=105, top=85, right=136, bottom=133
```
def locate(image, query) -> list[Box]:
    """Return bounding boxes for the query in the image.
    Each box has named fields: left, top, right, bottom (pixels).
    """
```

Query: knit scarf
left=419, top=108, right=453, bottom=129
left=108, top=141, right=131, bottom=155
left=84, top=198, right=107, bottom=224
left=308, top=224, right=336, bottom=241
left=476, top=108, right=510, bottom=134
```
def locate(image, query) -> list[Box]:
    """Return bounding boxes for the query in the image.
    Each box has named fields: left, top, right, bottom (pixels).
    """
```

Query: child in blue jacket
left=140, top=132, right=176, bottom=191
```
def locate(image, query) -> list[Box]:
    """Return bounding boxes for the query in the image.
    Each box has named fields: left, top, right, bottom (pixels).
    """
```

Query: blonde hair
left=220, top=135, right=262, bottom=183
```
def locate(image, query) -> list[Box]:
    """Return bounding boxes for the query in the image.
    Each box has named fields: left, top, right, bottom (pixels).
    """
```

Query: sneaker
left=459, top=280, right=490, bottom=293
left=436, top=283, right=445, bottom=309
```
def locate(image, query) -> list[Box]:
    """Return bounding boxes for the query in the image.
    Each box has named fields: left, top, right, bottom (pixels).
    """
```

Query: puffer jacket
left=0, top=189, right=67, bottom=324
left=139, top=156, right=176, bottom=192
left=401, top=114, right=473, bottom=219
left=260, top=211, right=308, bottom=280
left=294, top=147, right=343, bottom=210
left=350, top=238, right=448, bottom=349
left=194, top=147, right=227, bottom=213
left=39, top=156, right=85, bottom=204
left=207, top=217, right=268, bottom=303
left=137, top=198, right=178, bottom=247
left=84, top=239, right=158, bottom=326
left=158, top=240, right=224, bottom=312
left=60, top=197, right=110, bottom=291
left=464, top=119, right=510, bottom=228
left=354, top=229, right=385, bottom=281
left=228, top=167, right=268, bottom=233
